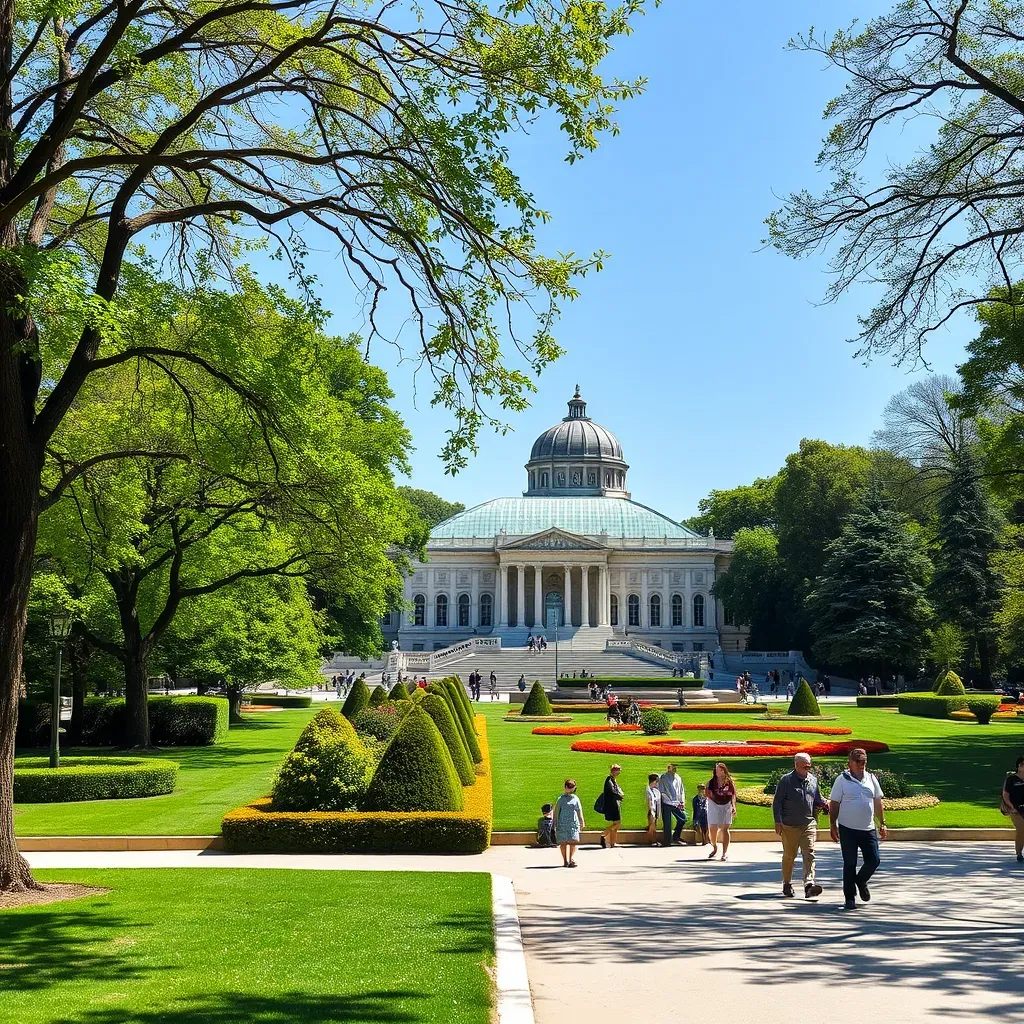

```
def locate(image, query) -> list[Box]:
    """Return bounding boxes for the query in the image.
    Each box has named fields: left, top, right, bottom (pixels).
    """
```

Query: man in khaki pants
left=772, top=752, right=828, bottom=898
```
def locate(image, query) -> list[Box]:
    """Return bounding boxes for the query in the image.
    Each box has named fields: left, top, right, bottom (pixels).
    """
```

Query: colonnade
left=497, top=563, right=610, bottom=629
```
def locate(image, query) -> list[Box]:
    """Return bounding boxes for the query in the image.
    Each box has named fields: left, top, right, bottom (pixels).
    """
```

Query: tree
left=992, top=525, right=1024, bottom=665
left=396, top=488, right=465, bottom=530
left=683, top=478, right=777, bottom=537
left=768, top=2, right=1024, bottom=363
left=0, top=0, right=645, bottom=891
left=930, top=623, right=966, bottom=674
left=932, top=449, right=1003, bottom=686
left=807, top=488, right=933, bottom=672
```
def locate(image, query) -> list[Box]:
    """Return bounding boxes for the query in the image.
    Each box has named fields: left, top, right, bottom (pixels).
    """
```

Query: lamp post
left=46, top=608, right=73, bottom=769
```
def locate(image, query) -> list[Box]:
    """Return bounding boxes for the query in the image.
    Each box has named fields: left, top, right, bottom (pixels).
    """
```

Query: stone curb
left=17, top=836, right=225, bottom=852
left=491, top=874, right=535, bottom=1024
left=489, top=827, right=1016, bottom=845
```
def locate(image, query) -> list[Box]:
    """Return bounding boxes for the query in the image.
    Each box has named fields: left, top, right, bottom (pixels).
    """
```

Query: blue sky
left=304, top=0, right=968, bottom=521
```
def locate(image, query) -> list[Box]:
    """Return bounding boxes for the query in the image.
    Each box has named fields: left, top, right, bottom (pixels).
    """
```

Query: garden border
left=492, top=874, right=535, bottom=1024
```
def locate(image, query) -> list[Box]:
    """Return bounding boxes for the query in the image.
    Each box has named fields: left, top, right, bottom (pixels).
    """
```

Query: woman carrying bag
left=597, top=764, right=624, bottom=849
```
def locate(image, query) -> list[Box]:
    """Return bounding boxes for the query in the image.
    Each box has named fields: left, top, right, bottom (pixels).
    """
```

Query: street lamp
left=46, top=608, right=73, bottom=769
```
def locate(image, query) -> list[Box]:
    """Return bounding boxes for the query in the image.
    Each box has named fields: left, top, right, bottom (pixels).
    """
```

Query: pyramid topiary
left=294, top=704, right=359, bottom=751
left=787, top=679, right=821, bottom=716
left=419, top=693, right=475, bottom=786
left=521, top=681, right=553, bottom=717
left=368, top=685, right=389, bottom=707
left=442, top=678, right=477, bottom=735
left=935, top=669, right=966, bottom=696
left=361, top=706, right=464, bottom=812
left=433, top=682, right=481, bottom=763
left=389, top=682, right=409, bottom=701
left=409, top=687, right=425, bottom=703
left=341, top=677, right=371, bottom=721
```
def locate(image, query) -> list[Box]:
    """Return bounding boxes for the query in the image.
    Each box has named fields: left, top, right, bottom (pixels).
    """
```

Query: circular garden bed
left=735, top=786, right=939, bottom=811
left=14, top=756, right=179, bottom=803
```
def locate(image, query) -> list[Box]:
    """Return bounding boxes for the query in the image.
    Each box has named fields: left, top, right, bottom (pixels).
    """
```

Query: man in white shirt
left=828, top=747, right=887, bottom=910
left=658, top=763, right=687, bottom=846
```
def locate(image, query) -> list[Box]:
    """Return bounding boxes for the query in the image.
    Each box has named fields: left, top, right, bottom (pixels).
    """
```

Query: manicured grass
left=0, top=868, right=494, bottom=1024
left=478, top=702, right=1024, bottom=831
left=15, top=709, right=316, bottom=836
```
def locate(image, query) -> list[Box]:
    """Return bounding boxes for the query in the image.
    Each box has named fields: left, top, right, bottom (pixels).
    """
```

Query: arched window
left=413, top=594, right=425, bottom=626
left=649, top=593, right=661, bottom=627
left=479, top=593, right=493, bottom=627
left=588, top=471, right=596, bottom=486
left=435, top=593, right=448, bottom=627
left=671, top=593, right=683, bottom=627
left=381, top=611, right=393, bottom=628
left=627, top=593, right=640, bottom=627
left=541, top=472, right=548, bottom=488
left=457, top=593, right=470, bottom=627
left=530, top=471, right=535, bottom=489
left=610, top=593, right=619, bottom=626
left=692, top=593, right=705, bottom=627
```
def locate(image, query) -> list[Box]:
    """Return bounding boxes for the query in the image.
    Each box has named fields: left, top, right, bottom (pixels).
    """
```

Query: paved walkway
left=26, top=842, right=1024, bottom=1023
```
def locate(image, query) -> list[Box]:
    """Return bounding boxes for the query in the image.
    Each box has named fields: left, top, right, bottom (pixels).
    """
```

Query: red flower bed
left=532, top=724, right=641, bottom=736
left=569, top=737, right=889, bottom=757
left=671, top=722, right=851, bottom=736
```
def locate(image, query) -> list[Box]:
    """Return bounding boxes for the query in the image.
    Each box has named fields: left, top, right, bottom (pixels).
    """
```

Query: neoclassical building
left=386, top=388, right=747, bottom=653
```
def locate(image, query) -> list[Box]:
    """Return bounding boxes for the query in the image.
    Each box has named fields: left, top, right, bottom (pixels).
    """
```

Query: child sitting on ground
left=692, top=783, right=709, bottom=846
left=537, top=803, right=557, bottom=847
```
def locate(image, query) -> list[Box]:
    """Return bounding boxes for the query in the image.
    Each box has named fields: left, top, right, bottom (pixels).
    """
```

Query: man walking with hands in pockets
left=829, top=747, right=886, bottom=910
left=772, top=752, right=827, bottom=898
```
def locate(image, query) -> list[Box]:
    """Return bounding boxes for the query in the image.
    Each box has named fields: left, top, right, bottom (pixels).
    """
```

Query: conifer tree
left=808, top=487, right=932, bottom=672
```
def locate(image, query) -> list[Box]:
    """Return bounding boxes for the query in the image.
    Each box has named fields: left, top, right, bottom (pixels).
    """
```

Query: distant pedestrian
left=489, top=671, right=498, bottom=701
left=1000, top=756, right=1024, bottom=862
left=518, top=674, right=527, bottom=692
left=706, top=762, right=737, bottom=860
left=773, top=752, right=827, bottom=899
left=599, top=764, right=624, bottom=849
left=829, top=747, right=886, bottom=910
left=645, top=773, right=662, bottom=846
left=692, top=783, right=709, bottom=846
left=786, top=680, right=794, bottom=700
left=658, top=763, right=687, bottom=846
left=554, top=779, right=584, bottom=868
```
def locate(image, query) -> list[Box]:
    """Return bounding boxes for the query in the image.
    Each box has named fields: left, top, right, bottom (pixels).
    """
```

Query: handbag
left=593, top=792, right=606, bottom=814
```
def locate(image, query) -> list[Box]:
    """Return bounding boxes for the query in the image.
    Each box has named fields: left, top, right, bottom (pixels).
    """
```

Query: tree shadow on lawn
left=432, top=907, right=495, bottom=956
left=519, top=844, right=1024, bottom=1008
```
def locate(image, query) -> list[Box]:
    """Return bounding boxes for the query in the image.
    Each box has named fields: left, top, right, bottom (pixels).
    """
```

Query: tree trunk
left=67, top=637, right=87, bottom=745
left=122, top=641, right=150, bottom=748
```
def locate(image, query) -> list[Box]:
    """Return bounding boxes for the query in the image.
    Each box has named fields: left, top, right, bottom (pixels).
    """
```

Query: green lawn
left=15, top=709, right=316, bottom=836
left=0, top=869, right=493, bottom=1024
left=479, top=702, right=1024, bottom=830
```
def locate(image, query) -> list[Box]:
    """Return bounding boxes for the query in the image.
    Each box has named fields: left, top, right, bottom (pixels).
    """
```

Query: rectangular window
left=693, top=642, right=704, bottom=652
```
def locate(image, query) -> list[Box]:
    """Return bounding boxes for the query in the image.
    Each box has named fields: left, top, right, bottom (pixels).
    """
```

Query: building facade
left=386, top=388, right=748, bottom=654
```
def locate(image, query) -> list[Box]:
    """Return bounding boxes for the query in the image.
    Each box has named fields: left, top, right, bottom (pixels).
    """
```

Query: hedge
left=936, top=670, right=967, bottom=696
left=368, top=685, right=389, bottom=707
left=242, top=694, right=312, bottom=708
left=14, top=756, right=178, bottom=802
left=419, top=693, right=475, bottom=786
left=897, top=693, right=968, bottom=718
left=556, top=677, right=707, bottom=689
left=788, top=679, right=821, bottom=717
left=271, top=731, right=372, bottom=811
left=81, top=696, right=229, bottom=746
left=353, top=702, right=407, bottom=742
left=521, top=681, right=553, bottom=717
left=856, top=696, right=899, bottom=708
left=442, top=678, right=477, bottom=733
left=222, top=716, right=492, bottom=853
left=962, top=695, right=1003, bottom=724
left=436, top=682, right=482, bottom=764
left=640, top=708, right=670, bottom=735
left=341, top=678, right=371, bottom=720
left=388, top=682, right=409, bottom=701
left=763, top=760, right=913, bottom=798
left=294, top=705, right=358, bottom=751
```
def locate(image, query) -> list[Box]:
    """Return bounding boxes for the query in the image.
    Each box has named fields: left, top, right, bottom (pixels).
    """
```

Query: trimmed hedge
left=242, top=694, right=312, bottom=708
left=788, top=679, right=821, bottom=717
left=368, top=685, right=389, bottom=707
left=362, top=706, right=463, bottom=812
left=353, top=702, right=407, bottom=742
left=294, top=705, right=358, bottom=751
left=420, top=693, right=475, bottom=786
left=435, top=682, right=482, bottom=764
left=442, top=677, right=476, bottom=732
left=898, top=692, right=969, bottom=718
left=271, top=731, right=372, bottom=812
left=222, top=716, right=492, bottom=854
left=341, top=677, right=371, bottom=720
left=557, top=677, right=707, bottom=689
left=14, top=756, right=178, bottom=802
left=964, top=695, right=1002, bottom=724
left=521, top=681, right=553, bottom=717
left=80, top=696, right=229, bottom=746
left=640, top=708, right=670, bottom=735
left=936, top=670, right=966, bottom=696
left=763, top=760, right=914, bottom=799
left=409, top=687, right=426, bottom=703
left=388, top=682, right=408, bottom=701
left=855, top=696, right=899, bottom=708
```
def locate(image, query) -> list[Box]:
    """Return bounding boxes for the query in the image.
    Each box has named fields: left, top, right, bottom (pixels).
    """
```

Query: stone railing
left=606, top=639, right=709, bottom=676
left=391, top=636, right=501, bottom=674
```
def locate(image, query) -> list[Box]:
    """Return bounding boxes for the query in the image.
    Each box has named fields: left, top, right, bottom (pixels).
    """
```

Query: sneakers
left=857, top=881, right=871, bottom=902
left=782, top=883, right=795, bottom=898
left=844, top=899, right=856, bottom=910
left=805, top=882, right=823, bottom=898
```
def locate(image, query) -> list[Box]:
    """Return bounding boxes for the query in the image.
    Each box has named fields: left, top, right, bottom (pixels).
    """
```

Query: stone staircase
left=492, top=625, right=614, bottom=652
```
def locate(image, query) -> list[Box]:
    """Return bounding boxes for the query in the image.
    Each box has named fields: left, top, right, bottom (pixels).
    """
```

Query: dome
left=528, top=386, right=623, bottom=462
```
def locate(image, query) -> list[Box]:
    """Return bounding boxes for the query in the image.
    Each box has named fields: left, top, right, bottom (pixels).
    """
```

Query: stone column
left=534, top=565, right=543, bottom=628
left=471, top=567, right=480, bottom=629
left=563, top=564, right=573, bottom=627
left=581, top=564, right=590, bottom=627
left=427, top=569, right=435, bottom=628
left=499, top=564, right=509, bottom=627
left=663, top=573, right=670, bottom=632
left=516, top=564, right=526, bottom=629
left=598, top=564, right=609, bottom=626
left=640, top=569, right=648, bottom=630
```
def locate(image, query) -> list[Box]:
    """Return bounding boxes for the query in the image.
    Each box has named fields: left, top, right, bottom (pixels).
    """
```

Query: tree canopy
left=396, top=487, right=465, bottom=530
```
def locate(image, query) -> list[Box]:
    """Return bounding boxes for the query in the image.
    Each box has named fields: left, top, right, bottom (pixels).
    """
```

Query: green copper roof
left=430, top=497, right=701, bottom=540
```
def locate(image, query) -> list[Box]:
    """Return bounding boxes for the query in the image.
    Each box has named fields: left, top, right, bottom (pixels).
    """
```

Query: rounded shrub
left=362, top=706, right=464, bottom=812
left=898, top=692, right=968, bottom=717
left=419, top=693, right=475, bottom=786
left=388, top=682, right=408, bottom=701
left=368, top=685, right=389, bottom=707
left=787, top=679, right=821, bottom=717
left=640, top=708, right=670, bottom=735
left=341, top=677, right=371, bottom=721
left=271, top=732, right=373, bottom=811
left=935, top=670, right=966, bottom=696
left=354, top=702, right=406, bottom=742
left=14, top=757, right=178, bottom=802
left=965, top=695, right=1001, bottom=724
left=294, top=704, right=358, bottom=752
left=763, top=760, right=914, bottom=799
left=521, top=681, right=553, bottom=717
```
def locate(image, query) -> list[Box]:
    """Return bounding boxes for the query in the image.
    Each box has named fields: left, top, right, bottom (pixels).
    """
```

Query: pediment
left=500, top=527, right=606, bottom=551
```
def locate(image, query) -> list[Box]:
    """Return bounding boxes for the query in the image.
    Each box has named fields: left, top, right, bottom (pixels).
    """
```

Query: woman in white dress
left=706, top=762, right=737, bottom=861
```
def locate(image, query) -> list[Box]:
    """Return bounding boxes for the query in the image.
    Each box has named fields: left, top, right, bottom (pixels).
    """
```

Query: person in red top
left=706, top=762, right=737, bottom=861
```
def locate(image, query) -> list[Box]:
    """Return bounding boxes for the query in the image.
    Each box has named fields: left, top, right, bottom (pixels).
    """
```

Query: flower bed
left=532, top=724, right=640, bottom=736
left=735, top=785, right=938, bottom=811
left=568, top=737, right=890, bottom=757
left=503, top=714, right=575, bottom=723
left=671, top=722, right=852, bottom=736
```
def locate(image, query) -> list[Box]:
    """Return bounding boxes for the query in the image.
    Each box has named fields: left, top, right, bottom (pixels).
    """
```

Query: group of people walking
left=467, top=670, right=499, bottom=701
left=537, top=749, right=1024, bottom=906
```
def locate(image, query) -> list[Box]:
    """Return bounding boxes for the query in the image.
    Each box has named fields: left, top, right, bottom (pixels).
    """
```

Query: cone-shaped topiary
left=441, top=678, right=476, bottom=735
left=429, top=683, right=472, bottom=754
left=521, top=681, right=553, bottom=717
left=787, top=679, right=821, bottom=716
left=389, top=682, right=408, bottom=701
left=419, top=693, right=475, bottom=786
left=935, top=670, right=966, bottom=696
left=446, top=676, right=475, bottom=721
left=361, top=706, right=464, bottom=812
left=432, top=682, right=482, bottom=763
left=368, top=685, right=389, bottom=707
left=341, top=677, right=371, bottom=721
left=294, top=704, right=359, bottom=751
left=409, top=687, right=425, bottom=703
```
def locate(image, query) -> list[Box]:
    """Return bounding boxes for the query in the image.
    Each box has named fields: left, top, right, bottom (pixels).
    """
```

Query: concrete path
left=26, top=842, right=1024, bottom=1023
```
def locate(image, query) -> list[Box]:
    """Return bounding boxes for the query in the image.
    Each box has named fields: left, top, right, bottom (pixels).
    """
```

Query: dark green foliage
left=362, top=707, right=463, bottom=812
left=808, top=486, right=933, bottom=669
left=341, top=677, right=371, bottom=720
left=271, top=732, right=373, bottom=812
left=855, top=696, right=899, bottom=708
left=368, top=685, right=389, bottom=707
left=932, top=449, right=1002, bottom=686
left=557, top=677, right=706, bottom=687
left=419, top=693, right=475, bottom=786
left=788, top=679, right=821, bottom=716
left=640, top=708, right=670, bottom=735
left=935, top=670, right=967, bottom=696
left=389, top=682, right=408, bottom=701
left=354, top=702, right=405, bottom=741
left=521, top=681, right=552, bottom=717
left=14, top=757, right=178, bottom=802
left=80, top=696, right=228, bottom=746
left=434, top=682, right=482, bottom=763
left=396, top=486, right=465, bottom=529
left=763, top=761, right=913, bottom=799
left=15, top=701, right=51, bottom=747
left=441, top=677, right=475, bottom=729
left=965, top=695, right=1002, bottom=724
left=898, top=693, right=968, bottom=718
left=242, top=694, right=312, bottom=708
